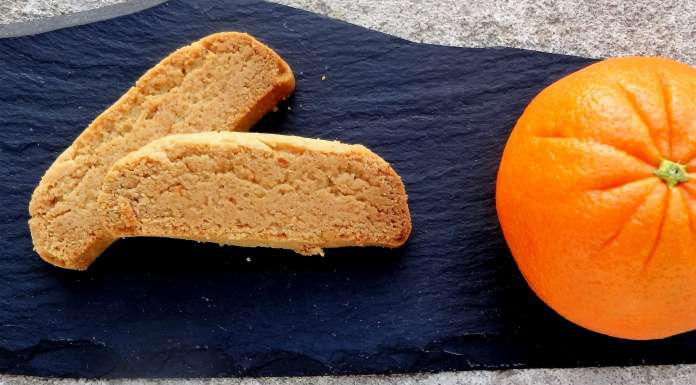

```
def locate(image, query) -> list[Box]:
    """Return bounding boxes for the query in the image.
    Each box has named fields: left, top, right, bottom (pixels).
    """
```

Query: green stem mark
left=655, top=159, right=689, bottom=187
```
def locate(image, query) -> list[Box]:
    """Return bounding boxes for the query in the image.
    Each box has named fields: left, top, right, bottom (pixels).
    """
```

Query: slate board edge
left=0, top=0, right=167, bottom=39
left=0, top=0, right=595, bottom=69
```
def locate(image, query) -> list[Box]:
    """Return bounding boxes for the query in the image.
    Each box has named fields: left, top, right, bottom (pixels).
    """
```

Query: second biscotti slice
left=97, top=132, right=412, bottom=256
left=29, top=32, right=295, bottom=270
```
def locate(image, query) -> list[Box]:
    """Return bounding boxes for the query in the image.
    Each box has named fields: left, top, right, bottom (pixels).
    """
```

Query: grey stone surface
left=2, top=0, right=696, bottom=384
left=2, top=365, right=696, bottom=385
left=3, top=0, right=696, bottom=64
left=273, top=0, right=696, bottom=65
left=0, top=0, right=129, bottom=24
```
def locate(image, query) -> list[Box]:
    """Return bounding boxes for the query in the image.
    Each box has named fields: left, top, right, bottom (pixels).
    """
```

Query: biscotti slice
left=97, top=132, right=411, bottom=258
left=29, top=32, right=295, bottom=270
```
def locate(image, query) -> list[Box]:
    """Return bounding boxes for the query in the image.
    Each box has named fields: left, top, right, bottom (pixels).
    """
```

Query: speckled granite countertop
left=2, top=1, right=696, bottom=384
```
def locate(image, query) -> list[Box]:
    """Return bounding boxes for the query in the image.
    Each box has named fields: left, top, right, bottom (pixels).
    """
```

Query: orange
left=496, top=56, right=696, bottom=340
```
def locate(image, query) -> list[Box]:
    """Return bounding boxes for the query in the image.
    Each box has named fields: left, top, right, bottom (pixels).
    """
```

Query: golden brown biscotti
left=97, top=132, right=412, bottom=257
left=29, top=32, right=295, bottom=270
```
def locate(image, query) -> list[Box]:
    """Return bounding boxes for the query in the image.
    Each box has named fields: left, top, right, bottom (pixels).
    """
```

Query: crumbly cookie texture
left=98, top=132, right=412, bottom=257
left=29, top=32, right=295, bottom=270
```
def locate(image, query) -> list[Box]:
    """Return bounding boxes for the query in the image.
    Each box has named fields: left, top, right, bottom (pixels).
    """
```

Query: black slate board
left=1, top=0, right=696, bottom=378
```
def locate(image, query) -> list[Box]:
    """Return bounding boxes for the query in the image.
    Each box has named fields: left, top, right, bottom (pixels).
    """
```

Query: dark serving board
left=1, top=0, right=695, bottom=378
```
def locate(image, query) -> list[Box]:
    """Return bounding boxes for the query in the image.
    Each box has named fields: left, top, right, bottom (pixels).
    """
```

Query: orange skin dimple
left=496, top=56, right=696, bottom=340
